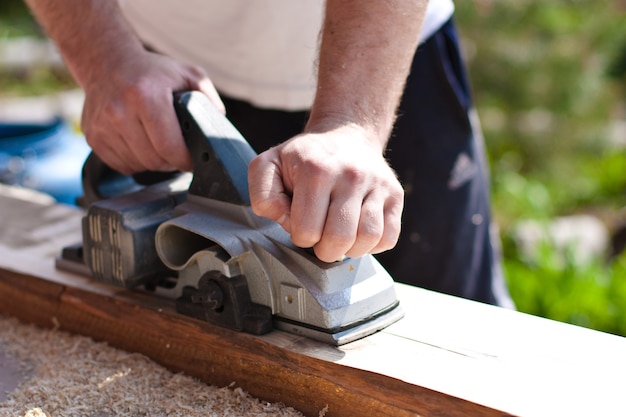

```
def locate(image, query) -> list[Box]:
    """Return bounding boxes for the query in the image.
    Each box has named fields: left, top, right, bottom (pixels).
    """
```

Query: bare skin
left=248, top=1, right=425, bottom=261
left=25, top=0, right=426, bottom=262
left=24, top=0, right=222, bottom=175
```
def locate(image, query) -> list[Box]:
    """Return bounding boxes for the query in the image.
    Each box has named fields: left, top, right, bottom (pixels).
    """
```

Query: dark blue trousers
left=221, top=19, right=513, bottom=307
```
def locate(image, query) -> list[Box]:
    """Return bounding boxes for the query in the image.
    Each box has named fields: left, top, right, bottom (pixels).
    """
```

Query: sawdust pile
left=0, top=316, right=308, bottom=417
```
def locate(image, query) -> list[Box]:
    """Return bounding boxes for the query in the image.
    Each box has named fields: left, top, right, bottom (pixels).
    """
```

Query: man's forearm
left=24, top=0, right=144, bottom=89
left=307, top=0, right=427, bottom=152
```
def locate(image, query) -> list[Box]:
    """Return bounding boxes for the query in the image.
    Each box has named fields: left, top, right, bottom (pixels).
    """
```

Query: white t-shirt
left=119, top=0, right=454, bottom=110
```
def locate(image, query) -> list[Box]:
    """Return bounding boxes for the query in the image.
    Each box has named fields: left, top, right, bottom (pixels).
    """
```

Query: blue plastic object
left=0, top=118, right=91, bottom=205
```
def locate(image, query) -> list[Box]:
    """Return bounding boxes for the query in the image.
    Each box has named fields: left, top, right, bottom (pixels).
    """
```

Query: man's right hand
left=81, top=50, right=224, bottom=175
left=24, top=0, right=224, bottom=175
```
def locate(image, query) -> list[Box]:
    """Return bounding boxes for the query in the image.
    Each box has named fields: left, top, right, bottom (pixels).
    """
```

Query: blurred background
left=1, top=1, right=625, bottom=335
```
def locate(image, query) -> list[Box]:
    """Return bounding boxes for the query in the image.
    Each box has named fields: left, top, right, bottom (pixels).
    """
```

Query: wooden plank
left=1, top=184, right=625, bottom=417
left=0, top=261, right=496, bottom=417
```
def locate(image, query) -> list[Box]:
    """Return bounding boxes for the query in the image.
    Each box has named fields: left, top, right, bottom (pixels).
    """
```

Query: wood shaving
left=0, top=316, right=306, bottom=417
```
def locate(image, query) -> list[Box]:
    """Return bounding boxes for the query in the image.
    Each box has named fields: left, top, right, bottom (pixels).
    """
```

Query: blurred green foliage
left=456, top=0, right=626, bottom=335
left=0, top=1, right=76, bottom=97
left=0, top=0, right=40, bottom=38
left=504, top=237, right=626, bottom=336
left=0, top=65, right=76, bottom=98
left=457, top=0, right=626, bottom=223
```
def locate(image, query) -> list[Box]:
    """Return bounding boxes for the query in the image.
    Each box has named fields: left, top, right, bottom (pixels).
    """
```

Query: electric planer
left=56, top=91, right=404, bottom=345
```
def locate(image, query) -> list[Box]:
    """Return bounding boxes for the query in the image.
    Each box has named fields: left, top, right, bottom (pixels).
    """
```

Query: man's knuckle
left=123, top=82, right=159, bottom=110
left=291, top=229, right=320, bottom=248
left=121, top=83, right=142, bottom=102
left=304, top=158, right=334, bottom=179
left=359, top=224, right=383, bottom=243
left=342, top=165, right=367, bottom=184
left=326, top=230, right=354, bottom=249
left=102, top=102, right=126, bottom=125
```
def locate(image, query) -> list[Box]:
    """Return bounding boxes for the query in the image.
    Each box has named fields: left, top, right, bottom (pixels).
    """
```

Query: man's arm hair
left=307, top=0, right=427, bottom=152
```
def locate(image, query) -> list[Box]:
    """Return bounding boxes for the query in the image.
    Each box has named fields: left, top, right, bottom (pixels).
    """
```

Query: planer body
left=57, top=91, right=403, bottom=345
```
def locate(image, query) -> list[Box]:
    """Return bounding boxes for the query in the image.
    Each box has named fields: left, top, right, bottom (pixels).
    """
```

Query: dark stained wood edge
left=0, top=267, right=507, bottom=417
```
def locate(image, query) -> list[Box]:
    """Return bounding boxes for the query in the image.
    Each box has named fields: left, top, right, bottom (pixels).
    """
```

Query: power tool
left=56, top=91, right=404, bottom=345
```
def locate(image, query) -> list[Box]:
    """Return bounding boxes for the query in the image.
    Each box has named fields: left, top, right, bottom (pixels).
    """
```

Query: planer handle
left=173, top=91, right=258, bottom=205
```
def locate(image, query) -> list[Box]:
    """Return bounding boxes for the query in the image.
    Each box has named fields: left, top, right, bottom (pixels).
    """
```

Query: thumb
left=248, top=152, right=292, bottom=233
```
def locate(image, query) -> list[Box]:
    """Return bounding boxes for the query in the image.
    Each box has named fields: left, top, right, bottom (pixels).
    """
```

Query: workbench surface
left=1, top=184, right=625, bottom=417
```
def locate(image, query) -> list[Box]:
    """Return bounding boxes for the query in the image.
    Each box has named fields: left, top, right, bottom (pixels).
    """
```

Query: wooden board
left=1, top=183, right=625, bottom=417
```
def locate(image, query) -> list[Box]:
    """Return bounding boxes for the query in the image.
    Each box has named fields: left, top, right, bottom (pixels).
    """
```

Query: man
left=25, top=0, right=513, bottom=307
